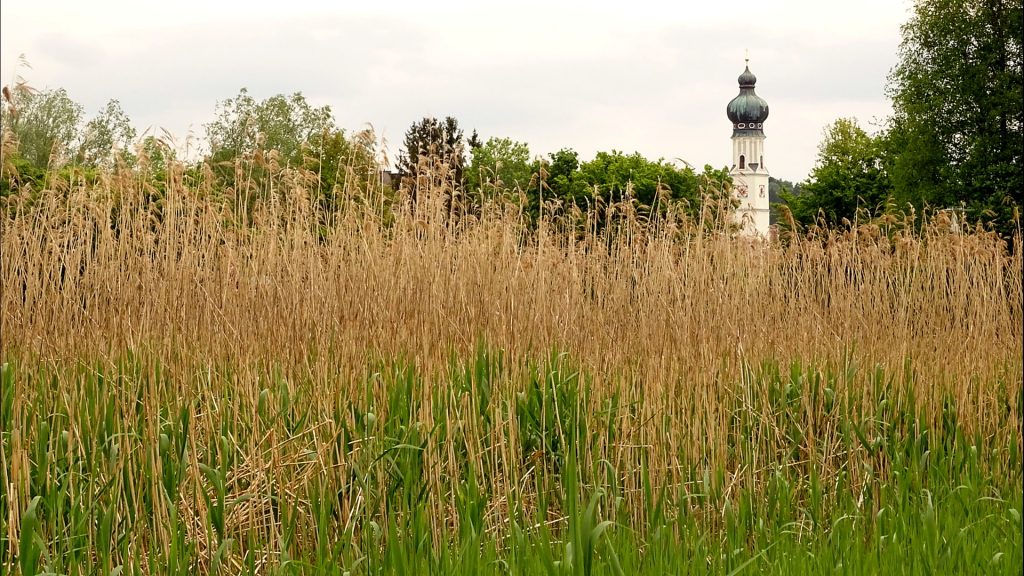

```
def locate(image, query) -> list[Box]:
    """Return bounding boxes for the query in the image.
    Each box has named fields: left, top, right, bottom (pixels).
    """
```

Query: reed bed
left=0, top=161, right=1021, bottom=574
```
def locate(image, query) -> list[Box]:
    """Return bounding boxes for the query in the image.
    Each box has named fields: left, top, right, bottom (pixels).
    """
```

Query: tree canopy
left=1, top=87, right=142, bottom=193
left=77, top=99, right=136, bottom=169
left=465, top=136, right=533, bottom=197
left=783, top=118, right=891, bottom=228
left=205, top=88, right=335, bottom=168
left=528, top=148, right=722, bottom=222
left=2, top=87, right=83, bottom=169
left=201, top=88, right=378, bottom=201
left=398, top=116, right=466, bottom=191
left=577, top=150, right=699, bottom=209
left=886, top=0, right=1022, bottom=226
left=782, top=0, right=1022, bottom=235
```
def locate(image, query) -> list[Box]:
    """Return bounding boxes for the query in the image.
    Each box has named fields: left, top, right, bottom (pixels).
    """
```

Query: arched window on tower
left=760, top=155, right=763, bottom=168
left=739, top=155, right=745, bottom=169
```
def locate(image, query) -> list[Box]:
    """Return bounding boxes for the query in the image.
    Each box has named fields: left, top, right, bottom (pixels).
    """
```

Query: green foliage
left=303, top=127, right=380, bottom=211
left=577, top=150, right=699, bottom=209
left=532, top=148, right=589, bottom=217
left=768, top=177, right=799, bottom=204
left=1, top=88, right=138, bottom=177
left=544, top=148, right=585, bottom=197
left=18, top=497, right=45, bottom=576
left=881, top=116, right=951, bottom=210
left=793, top=0, right=1022, bottom=235
left=783, top=118, right=891, bottom=228
left=466, top=136, right=534, bottom=197
left=205, top=88, right=334, bottom=168
left=1, top=87, right=84, bottom=169
left=0, top=85, right=142, bottom=201
left=136, top=135, right=175, bottom=188
left=1, top=154, right=47, bottom=197
left=202, top=88, right=384, bottom=211
left=398, top=116, right=466, bottom=191
left=886, top=0, right=1023, bottom=232
left=530, top=148, right=709, bottom=222
left=515, top=352, right=589, bottom=477
left=76, top=99, right=137, bottom=169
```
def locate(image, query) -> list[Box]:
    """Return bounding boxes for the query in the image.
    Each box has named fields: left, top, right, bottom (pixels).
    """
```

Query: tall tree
left=886, top=0, right=1022, bottom=231
left=1, top=87, right=83, bottom=169
left=77, top=99, right=137, bottom=169
left=783, top=118, right=891, bottom=228
left=576, top=150, right=700, bottom=210
left=204, top=88, right=339, bottom=203
left=529, top=148, right=708, bottom=221
left=205, top=88, right=334, bottom=168
left=303, top=126, right=380, bottom=210
left=542, top=148, right=589, bottom=206
left=465, top=136, right=533, bottom=196
left=397, top=116, right=465, bottom=189
left=525, top=148, right=589, bottom=220
left=137, top=136, right=174, bottom=180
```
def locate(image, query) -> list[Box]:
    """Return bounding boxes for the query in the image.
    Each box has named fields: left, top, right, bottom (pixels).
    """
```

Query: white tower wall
left=730, top=134, right=770, bottom=236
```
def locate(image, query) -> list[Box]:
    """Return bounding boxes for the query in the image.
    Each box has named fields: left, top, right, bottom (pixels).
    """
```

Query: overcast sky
left=1, top=0, right=911, bottom=182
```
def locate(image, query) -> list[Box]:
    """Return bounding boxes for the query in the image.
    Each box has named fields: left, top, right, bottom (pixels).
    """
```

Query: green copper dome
left=738, top=66, right=757, bottom=87
left=727, top=64, right=769, bottom=135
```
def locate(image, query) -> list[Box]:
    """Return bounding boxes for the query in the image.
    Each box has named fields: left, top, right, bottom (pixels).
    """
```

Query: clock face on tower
left=736, top=185, right=748, bottom=198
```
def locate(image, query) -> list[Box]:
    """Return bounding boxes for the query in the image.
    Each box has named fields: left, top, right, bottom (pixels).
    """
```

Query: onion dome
left=738, top=66, right=757, bottom=87
left=727, top=63, right=769, bottom=135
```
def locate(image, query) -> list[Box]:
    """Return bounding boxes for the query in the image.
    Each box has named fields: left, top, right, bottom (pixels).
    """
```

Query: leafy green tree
left=577, top=150, right=699, bottom=210
left=398, top=116, right=465, bottom=188
left=886, top=0, right=1022, bottom=231
left=204, top=88, right=340, bottom=207
left=205, top=88, right=334, bottom=168
left=698, top=164, right=733, bottom=200
left=768, top=177, right=800, bottom=203
left=512, top=147, right=584, bottom=221
left=525, top=148, right=708, bottom=223
left=880, top=117, right=950, bottom=211
left=542, top=148, right=589, bottom=205
left=77, top=99, right=137, bottom=169
left=303, top=126, right=380, bottom=211
left=303, top=127, right=349, bottom=196
left=783, top=118, right=891, bottom=227
left=138, top=136, right=174, bottom=177
left=465, top=136, right=533, bottom=196
left=1, top=87, right=83, bottom=169
left=467, top=129, right=483, bottom=151
left=768, top=177, right=800, bottom=226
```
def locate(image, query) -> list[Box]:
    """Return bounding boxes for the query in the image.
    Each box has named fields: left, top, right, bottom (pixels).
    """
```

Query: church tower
left=726, top=59, right=770, bottom=235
